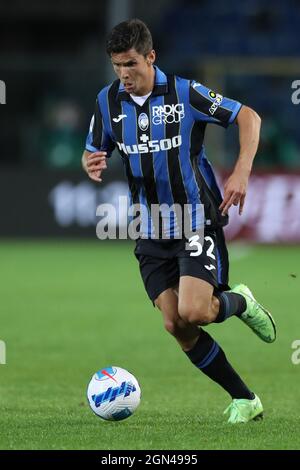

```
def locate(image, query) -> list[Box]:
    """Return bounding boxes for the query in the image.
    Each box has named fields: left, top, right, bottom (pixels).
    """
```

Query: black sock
left=214, top=291, right=246, bottom=323
left=185, top=329, right=254, bottom=400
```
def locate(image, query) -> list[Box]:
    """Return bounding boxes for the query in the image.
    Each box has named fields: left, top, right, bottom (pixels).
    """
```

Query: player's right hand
left=84, top=151, right=107, bottom=182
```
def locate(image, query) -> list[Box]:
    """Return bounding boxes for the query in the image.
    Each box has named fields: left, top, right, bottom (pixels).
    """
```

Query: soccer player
left=82, top=19, right=276, bottom=423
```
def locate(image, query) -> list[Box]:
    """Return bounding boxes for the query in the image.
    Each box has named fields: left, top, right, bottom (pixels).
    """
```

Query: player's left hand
left=219, top=171, right=248, bottom=216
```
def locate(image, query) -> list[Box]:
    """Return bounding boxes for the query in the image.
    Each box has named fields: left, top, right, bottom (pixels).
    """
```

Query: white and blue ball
left=87, top=366, right=141, bottom=421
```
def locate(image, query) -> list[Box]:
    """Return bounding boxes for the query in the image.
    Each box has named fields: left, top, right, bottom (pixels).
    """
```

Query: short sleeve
left=85, top=98, right=115, bottom=156
left=189, top=80, right=242, bottom=128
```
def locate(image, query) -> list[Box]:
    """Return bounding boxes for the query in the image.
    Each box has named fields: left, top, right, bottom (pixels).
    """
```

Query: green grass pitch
left=0, top=240, right=299, bottom=450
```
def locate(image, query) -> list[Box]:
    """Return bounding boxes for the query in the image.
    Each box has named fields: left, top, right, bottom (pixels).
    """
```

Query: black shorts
left=134, top=228, right=230, bottom=302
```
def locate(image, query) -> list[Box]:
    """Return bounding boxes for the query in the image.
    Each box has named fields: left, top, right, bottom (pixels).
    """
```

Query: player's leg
left=179, top=230, right=276, bottom=342
left=177, top=230, right=246, bottom=326
left=174, top=234, right=266, bottom=422
left=135, top=241, right=263, bottom=422
left=154, top=287, right=199, bottom=351
left=178, top=276, right=216, bottom=325
left=178, top=276, right=246, bottom=325
left=155, top=287, right=255, bottom=402
left=172, top=278, right=264, bottom=422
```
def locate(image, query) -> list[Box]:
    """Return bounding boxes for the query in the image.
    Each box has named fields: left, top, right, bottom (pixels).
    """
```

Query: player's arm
left=189, top=81, right=261, bottom=215
left=219, top=105, right=261, bottom=215
left=83, top=97, right=115, bottom=183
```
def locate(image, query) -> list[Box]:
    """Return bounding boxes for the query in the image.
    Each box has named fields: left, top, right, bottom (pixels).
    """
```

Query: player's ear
left=147, top=50, right=156, bottom=65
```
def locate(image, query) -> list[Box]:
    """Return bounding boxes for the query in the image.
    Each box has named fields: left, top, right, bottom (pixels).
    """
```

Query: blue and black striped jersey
left=86, top=66, right=242, bottom=238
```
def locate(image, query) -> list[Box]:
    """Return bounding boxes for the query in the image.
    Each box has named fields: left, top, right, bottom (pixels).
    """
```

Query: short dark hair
left=106, top=19, right=153, bottom=57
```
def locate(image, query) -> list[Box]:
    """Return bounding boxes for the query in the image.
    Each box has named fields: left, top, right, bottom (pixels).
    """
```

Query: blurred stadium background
left=0, top=0, right=299, bottom=450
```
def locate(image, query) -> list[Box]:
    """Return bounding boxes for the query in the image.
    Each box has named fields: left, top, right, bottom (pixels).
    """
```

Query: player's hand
left=219, top=171, right=248, bottom=216
left=84, top=151, right=107, bottom=182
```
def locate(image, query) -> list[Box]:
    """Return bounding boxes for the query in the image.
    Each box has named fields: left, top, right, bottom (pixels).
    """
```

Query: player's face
left=111, top=48, right=155, bottom=96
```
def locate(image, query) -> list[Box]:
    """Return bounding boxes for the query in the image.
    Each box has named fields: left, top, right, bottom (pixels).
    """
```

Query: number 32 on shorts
left=187, top=235, right=216, bottom=270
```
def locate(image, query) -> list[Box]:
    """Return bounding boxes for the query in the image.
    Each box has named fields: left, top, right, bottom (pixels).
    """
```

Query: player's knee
left=211, top=295, right=220, bottom=315
left=163, top=319, right=178, bottom=336
left=178, top=302, right=211, bottom=325
left=163, top=317, right=187, bottom=337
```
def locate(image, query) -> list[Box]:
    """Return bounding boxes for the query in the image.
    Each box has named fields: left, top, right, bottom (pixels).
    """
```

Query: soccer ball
left=87, top=366, right=141, bottom=421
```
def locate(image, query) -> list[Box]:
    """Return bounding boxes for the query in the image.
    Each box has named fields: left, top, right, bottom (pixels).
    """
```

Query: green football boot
left=224, top=394, right=264, bottom=424
left=231, top=284, right=276, bottom=343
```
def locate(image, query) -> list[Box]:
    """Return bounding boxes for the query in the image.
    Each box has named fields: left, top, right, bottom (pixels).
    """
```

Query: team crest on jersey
left=138, top=113, right=149, bottom=131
